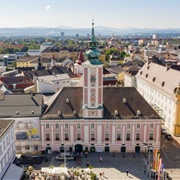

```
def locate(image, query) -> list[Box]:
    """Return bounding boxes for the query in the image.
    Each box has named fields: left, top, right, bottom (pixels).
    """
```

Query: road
left=160, top=134, right=180, bottom=179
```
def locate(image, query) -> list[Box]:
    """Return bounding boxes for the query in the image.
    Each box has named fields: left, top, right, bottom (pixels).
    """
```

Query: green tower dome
left=85, top=20, right=102, bottom=65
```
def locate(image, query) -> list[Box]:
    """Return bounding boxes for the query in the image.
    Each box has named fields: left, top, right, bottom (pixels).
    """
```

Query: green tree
left=21, top=46, right=28, bottom=52
left=0, top=48, right=6, bottom=54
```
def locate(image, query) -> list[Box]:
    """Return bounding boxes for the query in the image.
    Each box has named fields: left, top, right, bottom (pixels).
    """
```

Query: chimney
left=166, top=62, right=171, bottom=70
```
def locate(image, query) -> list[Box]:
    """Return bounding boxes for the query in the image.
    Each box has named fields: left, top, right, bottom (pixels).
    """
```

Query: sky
left=0, top=0, right=180, bottom=29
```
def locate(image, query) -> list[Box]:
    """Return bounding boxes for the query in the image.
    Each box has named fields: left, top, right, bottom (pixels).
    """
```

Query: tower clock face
left=90, top=76, right=96, bottom=82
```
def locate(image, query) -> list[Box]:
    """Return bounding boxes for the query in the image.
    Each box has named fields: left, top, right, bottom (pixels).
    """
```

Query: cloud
left=45, top=5, right=51, bottom=11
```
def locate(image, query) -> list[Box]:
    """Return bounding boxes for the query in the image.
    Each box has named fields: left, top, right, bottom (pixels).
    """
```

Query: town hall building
left=40, top=22, right=161, bottom=153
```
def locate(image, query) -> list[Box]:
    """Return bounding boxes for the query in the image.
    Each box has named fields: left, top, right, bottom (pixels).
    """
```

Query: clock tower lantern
left=82, top=20, right=103, bottom=118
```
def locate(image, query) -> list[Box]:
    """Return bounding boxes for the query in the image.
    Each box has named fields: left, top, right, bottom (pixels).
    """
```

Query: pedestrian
left=112, top=153, right=115, bottom=158
left=86, top=161, right=89, bottom=167
left=85, top=151, right=88, bottom=158
left=99, top=155, right=103, bottom=162
left=144, top=165, right=146, bottom=174
left=126, top=169, right=129, bottom=176
left=99, top=172, right=102, bottom=178
left=102, top=172, right=105, bottom=176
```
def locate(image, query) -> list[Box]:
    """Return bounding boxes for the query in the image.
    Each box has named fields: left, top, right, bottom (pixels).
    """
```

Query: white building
left=3, top=54, right=17, bottom=66
left=0, top=93, right=43, bottom=153
left=27, top=49, right=41, bottom=57
left=135, top=60, right=180, bottom=136
left=152, top=34, right=159, bottom=40
left=40, top=42, right=54, bottom=52
left=0, top=120, right=18, bottom=179
left=144, top=49, right=157, bottom=60
left=35, top=74, right=71, bottom=93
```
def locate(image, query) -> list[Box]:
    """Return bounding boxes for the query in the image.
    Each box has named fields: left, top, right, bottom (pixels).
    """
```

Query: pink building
left=40, top=22, right=161, bottom=153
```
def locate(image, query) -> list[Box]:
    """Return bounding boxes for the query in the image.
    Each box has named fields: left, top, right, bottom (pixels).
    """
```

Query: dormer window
left=57, top=110, right=62, bottom=116
left=140, top=71, right=143, bottom=75
left=66, top=98, right=69, bottom=103
left=137, top=110, right=141, bottom=116
left=145, top=74, right=148, bottom=78
left=152, top=77, right=156, bottom=82
left=123, top=98, right=127, bottom=103
left=115, top=110, right=118, bottom=116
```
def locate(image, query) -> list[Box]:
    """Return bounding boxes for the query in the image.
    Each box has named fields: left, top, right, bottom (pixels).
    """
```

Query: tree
left=21, top=46, right=28, bottom=52
left=0, top=48, right=6, bottom=54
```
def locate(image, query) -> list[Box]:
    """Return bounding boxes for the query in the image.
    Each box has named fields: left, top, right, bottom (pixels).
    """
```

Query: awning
left=2, top=164, right=23, bottom=180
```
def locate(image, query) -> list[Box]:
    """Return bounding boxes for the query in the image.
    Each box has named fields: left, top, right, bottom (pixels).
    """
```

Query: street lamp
left=64, top=146, right=66, bottom=167
left=64, top=142, right=72, bottom=167
left=143, top=143, right=153, bottom=179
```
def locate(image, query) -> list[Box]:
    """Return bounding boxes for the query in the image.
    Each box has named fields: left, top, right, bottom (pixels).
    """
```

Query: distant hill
left=0, top=26, right=180, bottom=36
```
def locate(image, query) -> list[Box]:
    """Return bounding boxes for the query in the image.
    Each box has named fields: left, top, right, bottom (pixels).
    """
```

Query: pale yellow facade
left=174, top=86, right=180, bottom=135
left=41, top=52, right=59, bottom=59
left=16, top=61, right=29, bottom=68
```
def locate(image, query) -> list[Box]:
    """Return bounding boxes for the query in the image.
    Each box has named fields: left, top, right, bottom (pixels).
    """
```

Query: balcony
left=149, top=138, right=153, bottom=140
left=55, top=138, right=60, bottom=141
left=91, top=138, right=95, bottom=141
left=77, top=138, right=81, bottom=141
left=136, top=138, right=140, bottom=140
left=126, top=138, right=130, bottom=141
left=117, top=138, right=121, bottom=141
left=46, top=138, right=50, bottom=141
left=65, top=138, right=69, bottom=141
left=105, top=138, right=109, bottom=141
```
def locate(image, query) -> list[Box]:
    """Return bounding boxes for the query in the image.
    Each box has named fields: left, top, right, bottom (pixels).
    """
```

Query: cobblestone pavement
left=47, top=152, right=149, bottom=180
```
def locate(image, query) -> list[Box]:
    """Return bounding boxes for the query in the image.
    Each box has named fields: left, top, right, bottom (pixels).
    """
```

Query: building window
left=91, top=132, right=95, bottom=140
left=55, top=124, right=59, bottom=128
left=65, top=124, right=68, bottom=129
left=65, top=134, right=69, bottom=140
left=105, top=124, right=109, bottom=129
left=150, top=124, right=153, bottom=128
left=127, top=124, right=130, bottom=128
left=56, top=82, right=59, bottom=84
left=25, top=145, right=30, bottom=150
left=77, top=124, right=80, bottom=128
left=46, top=124, right=49, bottom=128
left=77, top=133, right=81, bottom=140
left=117, top=124, right=121, bottom=129
left=46, top=134, right=50, bottom=140
left=117, top=133, right=121, bottom=140
left=126, top=133, right=130, bottom=140
left=55, top=134, right=60, bottom=140
left=137, top=123, right=140, bottom=128
left=136, top=134, right=140, bottom=140
left=34, top=146, right=38, bottom=151
left=91, top=123, right=94, bottom=129
left=24, top=123, right=28, bottom=128
left=16, top=146, right=21, bottom=151
left=105, top=132, right=109, bottom=140
left=149, top=133, right=153, bottom=140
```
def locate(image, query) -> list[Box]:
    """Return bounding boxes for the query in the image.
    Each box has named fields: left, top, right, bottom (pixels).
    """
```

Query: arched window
left=91, top=131, right=95, bottom=140
left=116, top=131, right=121, bottom=140
left=105, top=131, right=109, bottom=141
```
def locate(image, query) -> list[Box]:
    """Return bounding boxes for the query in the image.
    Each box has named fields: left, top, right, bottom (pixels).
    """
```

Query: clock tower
left=82, top=20, right=103, bottom=118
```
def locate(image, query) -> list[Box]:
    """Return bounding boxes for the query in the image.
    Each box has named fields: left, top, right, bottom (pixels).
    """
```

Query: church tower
left=82, top=20, right=103, bottom=118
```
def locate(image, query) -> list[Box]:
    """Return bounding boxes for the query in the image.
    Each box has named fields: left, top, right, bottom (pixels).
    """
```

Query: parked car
left=165, top=133, right=173, bottom=140
left=55, top=152, right=74, bottom=161
left=161, top=127, right=167, bottom=135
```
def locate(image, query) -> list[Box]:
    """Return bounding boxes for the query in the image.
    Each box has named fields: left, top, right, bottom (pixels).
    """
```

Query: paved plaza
left=33, top=152, right=149, bottom=180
